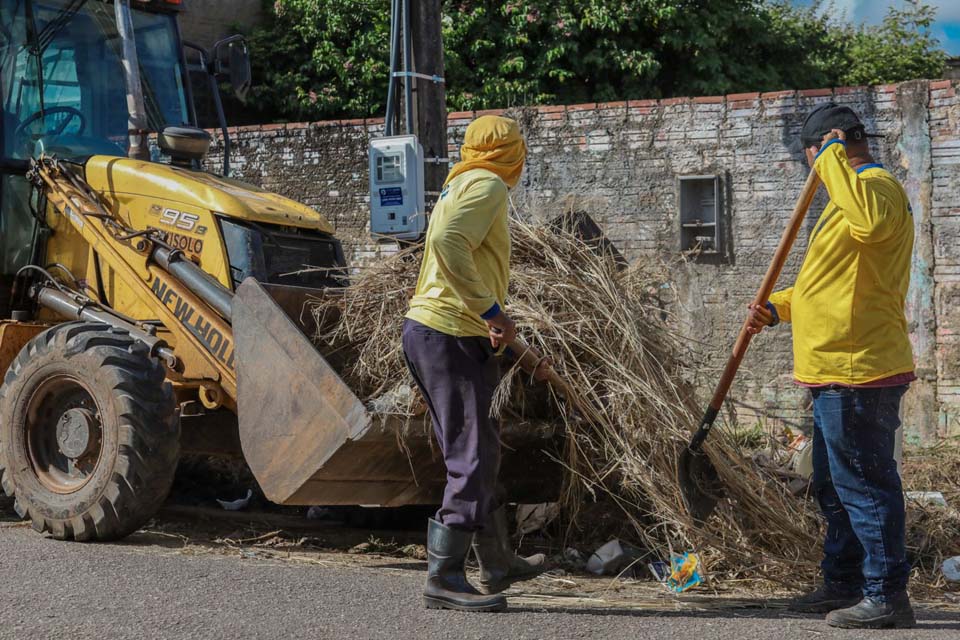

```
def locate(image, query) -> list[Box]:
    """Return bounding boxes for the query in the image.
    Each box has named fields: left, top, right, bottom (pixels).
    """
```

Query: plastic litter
left=586, top=539, right=628, bottom=575
left=906, top=491, right=948, bottom=508
left=216, top=488, right=253, bottom=511
left=367, top=383, right=423, bottom=415
left=667, top=552, right=703, bottom=593
left=943, top=556, right=960, bottom=583
left=648, top=560, right=670, bottom=583
left=787, top=433, right=813, bottom=479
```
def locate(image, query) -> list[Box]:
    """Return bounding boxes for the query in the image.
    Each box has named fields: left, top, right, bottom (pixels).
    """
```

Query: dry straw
left=310, top=219, right=958, bottom=592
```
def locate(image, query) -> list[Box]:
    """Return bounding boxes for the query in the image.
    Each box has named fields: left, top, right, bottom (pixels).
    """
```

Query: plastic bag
left=667, top=552, right=702, bottom=593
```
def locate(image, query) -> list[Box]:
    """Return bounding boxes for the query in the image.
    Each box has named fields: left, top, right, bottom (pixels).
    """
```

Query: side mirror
left=212, top=35, right=252, bottom=103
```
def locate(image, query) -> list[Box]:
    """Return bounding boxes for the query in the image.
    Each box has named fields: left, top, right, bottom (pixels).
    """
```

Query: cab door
left=0, top=1, right=42, bottom=316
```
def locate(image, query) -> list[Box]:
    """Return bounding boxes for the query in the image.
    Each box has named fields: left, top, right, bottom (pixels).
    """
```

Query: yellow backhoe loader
left=0, top=0, right=558, bottom=541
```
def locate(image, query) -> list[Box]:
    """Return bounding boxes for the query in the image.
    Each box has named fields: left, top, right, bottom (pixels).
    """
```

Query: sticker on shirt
left=379, top=187, right=403, bottom=206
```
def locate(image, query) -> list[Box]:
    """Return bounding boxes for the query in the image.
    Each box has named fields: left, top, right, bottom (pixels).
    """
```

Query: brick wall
left=929, top=80, right=960, bottom=436
left=206, top=79, right=960, bottom=442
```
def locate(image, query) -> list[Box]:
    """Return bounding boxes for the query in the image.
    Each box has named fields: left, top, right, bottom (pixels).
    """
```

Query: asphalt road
left=1, top=523, right=958, bottom=640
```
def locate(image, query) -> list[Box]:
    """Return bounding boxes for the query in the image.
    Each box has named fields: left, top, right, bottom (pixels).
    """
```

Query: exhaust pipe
left=115, top=0, right=150, bottom=161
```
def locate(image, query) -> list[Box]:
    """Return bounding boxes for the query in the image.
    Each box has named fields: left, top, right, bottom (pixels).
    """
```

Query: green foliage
left=760, top=0, right=947, bottom=89
left=242, top=0, right=948, bottom=122
left=243, top=0, right=391, bottom=121
left=840, top=0, right=947, bottom=86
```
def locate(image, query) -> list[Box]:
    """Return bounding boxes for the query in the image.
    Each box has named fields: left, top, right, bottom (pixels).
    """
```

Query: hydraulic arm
left=24, top=156, right=381, bottom=507
left=28, top=156, right=237, bottom=400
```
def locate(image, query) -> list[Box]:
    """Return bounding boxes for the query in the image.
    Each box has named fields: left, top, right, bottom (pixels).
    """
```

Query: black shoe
left=423, top=518, right=507, bottom=612
left=788, top=584, right=862, bottom=614
left=826, top=592, right=916, bottom=629
left=472, top=505, right=547, bottom=595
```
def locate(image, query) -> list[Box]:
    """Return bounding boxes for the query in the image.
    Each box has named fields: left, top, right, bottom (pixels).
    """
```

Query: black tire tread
left=0, top=322, right=179, bottom=541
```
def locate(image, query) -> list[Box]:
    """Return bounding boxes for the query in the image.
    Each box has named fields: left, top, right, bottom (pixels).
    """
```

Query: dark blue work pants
left=402, top=319, right=501, bottom=531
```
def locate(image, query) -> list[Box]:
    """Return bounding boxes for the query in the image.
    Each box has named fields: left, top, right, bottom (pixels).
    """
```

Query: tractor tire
left=0, top=322, right=179, bottom=541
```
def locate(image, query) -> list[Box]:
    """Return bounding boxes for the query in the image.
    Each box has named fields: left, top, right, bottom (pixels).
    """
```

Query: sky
left=793, top=0, right=960, bottom=55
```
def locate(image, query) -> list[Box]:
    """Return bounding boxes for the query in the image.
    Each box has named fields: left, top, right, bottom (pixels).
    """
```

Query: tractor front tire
left=0, top=322, right=179, bottom=541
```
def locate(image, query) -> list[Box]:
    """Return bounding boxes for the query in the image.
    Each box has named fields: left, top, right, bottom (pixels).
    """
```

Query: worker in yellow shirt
left=403, top=115, right=547, bottom=612
left=748, top=103, right=915, bottom=629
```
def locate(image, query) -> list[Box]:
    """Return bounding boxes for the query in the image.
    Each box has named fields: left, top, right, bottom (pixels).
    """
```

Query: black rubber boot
left=788, top=584, right=862, bottom=614
left=472, top=505, right=547, bottom=595
left=826, top=592, right=916, bottom=629
left=423, top=518, right=507, bottom=612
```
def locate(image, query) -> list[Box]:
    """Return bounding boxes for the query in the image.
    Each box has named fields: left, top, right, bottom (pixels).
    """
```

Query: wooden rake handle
left=690, top=169, right=822, bottom=451
left=507, top=337, right=574, bottom=396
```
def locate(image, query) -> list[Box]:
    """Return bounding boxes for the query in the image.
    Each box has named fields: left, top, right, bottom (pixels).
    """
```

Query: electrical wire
left=15, top=264, right=73, bottom=296
left=18, top=263, right=147, bottom=328
left=44, top=262, right=80, bottom=288
left=384, top=0, right=400, bottom=136
left=401, top=0, right=413, bottom=134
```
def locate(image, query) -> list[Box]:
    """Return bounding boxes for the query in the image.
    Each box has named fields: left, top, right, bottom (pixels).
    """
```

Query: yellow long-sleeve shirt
left=768, top=139, right=915, bottom=384
left=406, top=168, right=510, bottom=338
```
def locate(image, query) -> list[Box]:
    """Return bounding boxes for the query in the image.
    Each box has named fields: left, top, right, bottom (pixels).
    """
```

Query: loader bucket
left=234, top=278, right=563, bottom=507
left=234, top=277, right=371, bottom=504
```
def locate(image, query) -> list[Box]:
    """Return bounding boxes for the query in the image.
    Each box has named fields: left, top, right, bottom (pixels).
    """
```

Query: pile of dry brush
left=310, top=218, right=960, bottom=593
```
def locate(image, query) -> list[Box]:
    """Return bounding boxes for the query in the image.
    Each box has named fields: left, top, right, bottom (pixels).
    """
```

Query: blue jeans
left=811, top=385, right=910, bottom=601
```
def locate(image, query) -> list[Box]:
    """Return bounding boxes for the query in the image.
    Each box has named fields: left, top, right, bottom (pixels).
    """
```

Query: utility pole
left=409, top=0, right=447, bottom=201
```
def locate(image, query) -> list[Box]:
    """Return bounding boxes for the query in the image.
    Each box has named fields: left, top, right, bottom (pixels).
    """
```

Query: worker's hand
left=486, top=311, right=517, bottom=348
left=822, top=128, right=846, bottom=145
left=807, top=129, right=847, bottom=166
left=746, top=303, right=775, bottom=335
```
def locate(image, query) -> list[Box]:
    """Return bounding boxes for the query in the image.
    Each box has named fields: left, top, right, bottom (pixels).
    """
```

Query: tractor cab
left=0, top=0, right=264, bottom=319
left=1, top=0, right=194, bottom=316
left=0, top=0, right=200, bottom=162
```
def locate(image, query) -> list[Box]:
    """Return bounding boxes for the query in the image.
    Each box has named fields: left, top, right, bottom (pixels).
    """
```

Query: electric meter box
left=369, top=135, right=426, bottom=239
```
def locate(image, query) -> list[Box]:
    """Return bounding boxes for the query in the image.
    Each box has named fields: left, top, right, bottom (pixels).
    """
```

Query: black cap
left=800, top=103, right=884, bottom=149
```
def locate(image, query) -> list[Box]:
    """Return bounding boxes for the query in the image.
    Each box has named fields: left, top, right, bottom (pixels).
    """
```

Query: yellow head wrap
left=443, top=115, right=527, bottom=189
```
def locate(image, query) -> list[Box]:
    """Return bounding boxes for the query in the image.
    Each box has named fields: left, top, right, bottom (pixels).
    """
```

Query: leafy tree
left=243, top=0, right=391, bottom=121
left=840, top=0, right=947, bottom=86
left=240, top=0, right=948, bottom=122
left=758, top=0, right=946, bottom=89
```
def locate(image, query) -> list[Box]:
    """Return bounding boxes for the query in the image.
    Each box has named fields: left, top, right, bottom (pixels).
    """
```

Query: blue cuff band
left=480, top=303, right=501, bottom=320
left=765, top=301, right=780, bottom=327
left=814, top=137, right=845, bottom=161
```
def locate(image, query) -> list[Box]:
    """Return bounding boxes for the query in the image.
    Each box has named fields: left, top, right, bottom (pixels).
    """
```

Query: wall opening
left=678, top=175, right=723, bottom=259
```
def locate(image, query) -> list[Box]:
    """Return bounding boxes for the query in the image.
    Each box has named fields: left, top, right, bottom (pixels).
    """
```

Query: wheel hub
left=25, top=375, right=104, bottom=493
left=56, top=408, right=100, bottom=459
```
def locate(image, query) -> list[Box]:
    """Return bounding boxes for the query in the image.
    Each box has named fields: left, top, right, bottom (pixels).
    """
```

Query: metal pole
left=210, top=73, right=231, bottom=175
left=402, top=0, right=414, bottom=135
left=114, top=0, right=150, bottom=161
